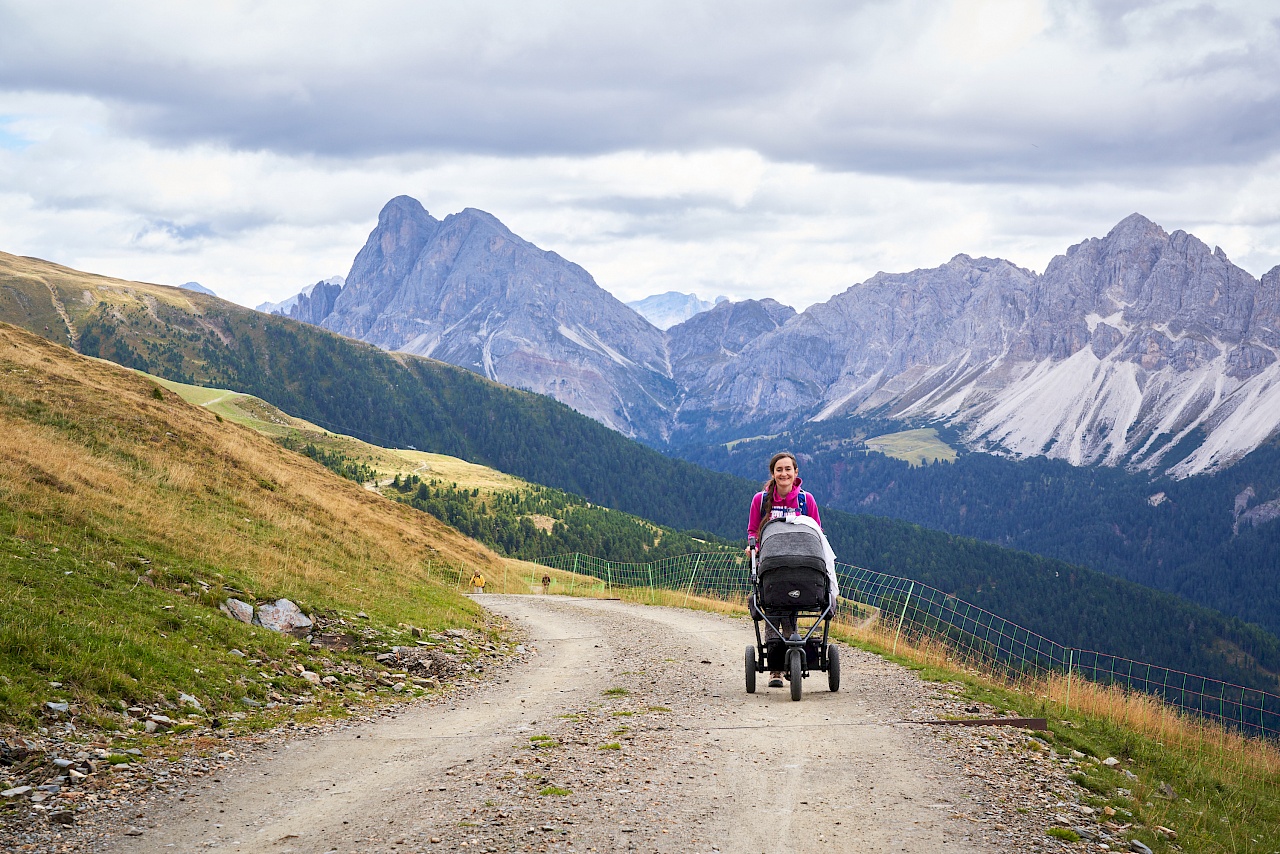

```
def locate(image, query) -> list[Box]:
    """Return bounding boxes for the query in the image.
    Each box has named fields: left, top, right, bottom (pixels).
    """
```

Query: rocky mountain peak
left=666, top=298, right=796, bottom=387
left=627, top=292, right=725, bottom=329
left=315, top=196, right=674, bottom=441
left=264, top=201, right=1280, bottom=476
left=1106, top=212, right=1166, bottom=241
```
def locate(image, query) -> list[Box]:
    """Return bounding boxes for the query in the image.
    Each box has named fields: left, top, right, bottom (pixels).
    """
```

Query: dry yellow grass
left=0, top=321, right=506, bottom=621
left=837, top=616, right=1280, bottom=783
left=150, top=373, right=528, bottom=492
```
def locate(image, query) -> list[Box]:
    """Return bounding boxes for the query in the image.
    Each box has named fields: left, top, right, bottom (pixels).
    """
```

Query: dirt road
left=111, top=596, right=1008, bottom=853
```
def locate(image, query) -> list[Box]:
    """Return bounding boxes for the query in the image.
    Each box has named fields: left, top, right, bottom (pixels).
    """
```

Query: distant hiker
left=470, top=571, right=486, bottom=594
left=747, top=451, right=822, bottom=688
left=541, top=574, right=551, bottom=594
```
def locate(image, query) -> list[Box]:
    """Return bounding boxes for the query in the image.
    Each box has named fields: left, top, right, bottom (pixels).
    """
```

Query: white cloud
left=0, top=1, right=1278, bottom=310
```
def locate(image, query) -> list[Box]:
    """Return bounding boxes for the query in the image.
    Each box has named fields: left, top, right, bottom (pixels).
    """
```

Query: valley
left=1, top=291, right=1279, bottom=852
left=4, top=244, right=1280, bottom=688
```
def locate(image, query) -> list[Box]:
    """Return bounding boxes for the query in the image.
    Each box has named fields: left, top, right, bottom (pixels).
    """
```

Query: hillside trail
left=112, top=596, right=1001, bottom=853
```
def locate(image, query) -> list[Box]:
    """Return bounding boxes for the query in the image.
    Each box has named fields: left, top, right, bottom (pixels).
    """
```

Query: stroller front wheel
left=788, top=648, right=803, bottom=701
left=827, top=644, right=841, bottom=692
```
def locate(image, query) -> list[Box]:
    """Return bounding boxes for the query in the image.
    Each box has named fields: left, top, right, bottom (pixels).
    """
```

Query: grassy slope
left=0, top=250, right=755, bottom=537
left=0, top=322, right=514, bottom=733
left=864, top=427, right=957, bottom=466
left=5, top=250, right=1280, bottom=687
left=149, top=373, right=524, bottom=492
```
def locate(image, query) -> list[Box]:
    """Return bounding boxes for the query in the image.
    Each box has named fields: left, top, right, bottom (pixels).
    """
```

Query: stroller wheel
left=827, top=644, right=841, bottom=692
left=744, top=645, right=757, bottom=694
left=788, top=649, right=803, bottom=702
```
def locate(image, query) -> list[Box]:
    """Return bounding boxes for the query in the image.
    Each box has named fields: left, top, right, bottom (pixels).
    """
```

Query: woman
left=747, top=451, right=822, bottom=687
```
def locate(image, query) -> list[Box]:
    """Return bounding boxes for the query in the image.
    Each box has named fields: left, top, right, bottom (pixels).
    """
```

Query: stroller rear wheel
left=827, top=644, right=841, bottom=692
left=788, top=648, right=803, bottom=701
left=744, top=645, right=757, bottom=694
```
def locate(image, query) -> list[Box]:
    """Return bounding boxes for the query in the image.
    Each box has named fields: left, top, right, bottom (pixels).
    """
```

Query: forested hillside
left=383, top=475, right=736, bottom=563
left=5, top=252, right=1280, bottom=691
left=678, top=417, right=1280, bottom=637
left=235, top=369, right=1280, bottom=693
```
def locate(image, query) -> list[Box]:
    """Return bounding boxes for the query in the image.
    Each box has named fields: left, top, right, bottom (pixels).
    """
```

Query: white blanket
left=766, top=515, right=840, bottom=598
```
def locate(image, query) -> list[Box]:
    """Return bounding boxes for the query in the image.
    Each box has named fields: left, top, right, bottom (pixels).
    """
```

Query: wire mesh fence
left=533, top=551, right=1280, bottom=740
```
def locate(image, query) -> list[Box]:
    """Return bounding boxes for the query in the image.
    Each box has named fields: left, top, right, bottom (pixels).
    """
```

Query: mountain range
left=268, top=198, right=1280, bottom=479
left=257, top=275, right=345, bottom=316
left=8, top=248, right=1280, bottom=676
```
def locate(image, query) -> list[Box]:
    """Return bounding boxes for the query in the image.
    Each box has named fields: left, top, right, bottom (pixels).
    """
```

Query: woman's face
left=772, top=457, right=797, bottom=493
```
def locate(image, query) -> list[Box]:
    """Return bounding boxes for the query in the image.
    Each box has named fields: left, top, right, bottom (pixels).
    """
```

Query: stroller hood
left=758, top=521, right=826, bottom=574
left=756, top=516, right=840, bottom=598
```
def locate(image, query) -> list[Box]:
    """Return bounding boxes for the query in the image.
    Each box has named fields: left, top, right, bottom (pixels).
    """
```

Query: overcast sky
left=1, top=0, right=1278, bottom=310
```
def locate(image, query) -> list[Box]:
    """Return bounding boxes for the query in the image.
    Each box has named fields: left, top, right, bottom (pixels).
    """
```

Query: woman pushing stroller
left=746, top=452, right=830, bottom=689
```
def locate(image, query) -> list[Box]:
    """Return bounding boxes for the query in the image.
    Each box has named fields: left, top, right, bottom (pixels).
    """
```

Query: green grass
left=598, top=742, right=621, bottom=751
left=539, top=786, right=572, bottom=796
left=0, top=525, right=469, bottom=733
left=0, top=326, right=508, bottom=736
left=602, top=687, right=629, bottom=696
left=863, top=427, right=956, bottom=466
left=1046, top=827, right=1080, bottom=842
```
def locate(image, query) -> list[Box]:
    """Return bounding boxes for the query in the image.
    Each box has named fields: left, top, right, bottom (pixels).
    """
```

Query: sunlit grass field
left=0, top=322, right=518, bottom=733
left=865, top=427, right=957, bottom=466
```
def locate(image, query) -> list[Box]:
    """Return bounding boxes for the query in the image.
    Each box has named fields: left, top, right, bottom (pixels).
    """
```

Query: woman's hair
left=755, top=451, right=800, bottom=534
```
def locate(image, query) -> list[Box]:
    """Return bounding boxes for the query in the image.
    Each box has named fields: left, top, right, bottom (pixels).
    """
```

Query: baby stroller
left=746, top=518, right=840, bottom=701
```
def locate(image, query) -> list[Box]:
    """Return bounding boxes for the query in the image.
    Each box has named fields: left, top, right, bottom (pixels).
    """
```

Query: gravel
left=2, top=596, right=1136, bottom=852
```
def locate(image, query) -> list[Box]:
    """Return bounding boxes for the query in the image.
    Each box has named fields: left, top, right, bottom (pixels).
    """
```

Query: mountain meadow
left=3, top=250, right=1280, bottom=690
left=0, top=320, right=519, bottom=734
left=4, top=260, right=1280, bottom=852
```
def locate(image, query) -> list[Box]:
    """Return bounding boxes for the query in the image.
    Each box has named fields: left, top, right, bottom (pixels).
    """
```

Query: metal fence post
left=1065, top=648, right=1074, bottom=714
left=892, top=582, right=915, bottom=655
left=683, top=554, right=704, bottom=607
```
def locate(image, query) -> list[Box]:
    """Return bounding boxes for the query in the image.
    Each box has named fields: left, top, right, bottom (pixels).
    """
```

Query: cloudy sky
left=1, top=0, right=1278, bottom=311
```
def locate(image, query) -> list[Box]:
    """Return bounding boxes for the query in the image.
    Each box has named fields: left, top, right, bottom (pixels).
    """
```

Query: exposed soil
left=8, top=596, right=1119, bottom=853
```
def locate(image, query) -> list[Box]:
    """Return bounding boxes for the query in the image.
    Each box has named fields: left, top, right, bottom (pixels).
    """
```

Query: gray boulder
left=254, top=599, right=313, bottom=633
left=220, top=598, right=254, bottom=625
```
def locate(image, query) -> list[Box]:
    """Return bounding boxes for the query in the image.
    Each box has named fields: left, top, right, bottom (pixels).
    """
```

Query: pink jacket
left=747, top=478, right=822, bottom=546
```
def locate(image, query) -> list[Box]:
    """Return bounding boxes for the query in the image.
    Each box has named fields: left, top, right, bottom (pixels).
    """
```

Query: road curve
left=113, top=595, right=995, bottom=853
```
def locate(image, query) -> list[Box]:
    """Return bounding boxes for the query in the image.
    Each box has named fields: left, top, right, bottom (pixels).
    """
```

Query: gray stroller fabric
left=758, top=521, right=826, bottom=574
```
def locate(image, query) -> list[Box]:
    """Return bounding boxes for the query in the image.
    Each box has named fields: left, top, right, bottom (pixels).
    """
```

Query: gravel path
left=50, top=595, right=1106, bottom=853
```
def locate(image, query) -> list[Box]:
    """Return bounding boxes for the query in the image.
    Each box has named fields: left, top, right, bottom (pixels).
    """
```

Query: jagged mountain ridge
left=257, top=276, right=344, bottom=317
left=274, top=199, right=1280, bottom=476
left=702, top=214, right=1280, bottom=476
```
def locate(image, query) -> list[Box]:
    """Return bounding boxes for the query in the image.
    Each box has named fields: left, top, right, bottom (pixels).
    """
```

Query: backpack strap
left=798, top=491, right=808, bottom=518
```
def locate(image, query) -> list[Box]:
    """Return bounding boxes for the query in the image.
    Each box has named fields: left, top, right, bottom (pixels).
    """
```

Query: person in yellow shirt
left=470, top=571, right=486, bottom=594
